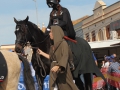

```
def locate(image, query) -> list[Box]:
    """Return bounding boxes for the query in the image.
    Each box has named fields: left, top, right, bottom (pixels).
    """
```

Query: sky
left=0, top=0, right=119, bottom=45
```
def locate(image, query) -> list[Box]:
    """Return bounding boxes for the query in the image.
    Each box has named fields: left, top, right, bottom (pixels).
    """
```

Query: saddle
left=0, top=52, right=8, bottom=82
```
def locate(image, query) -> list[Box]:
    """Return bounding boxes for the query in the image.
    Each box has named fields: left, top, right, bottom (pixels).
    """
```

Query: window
left=106, top=25, right=110, bottom=39
left=91, top=31, right=96, bottom=41
left=85, top=33, right=90, bottom=42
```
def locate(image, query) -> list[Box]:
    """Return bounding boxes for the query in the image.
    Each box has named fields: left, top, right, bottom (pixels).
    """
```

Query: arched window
left=106, top=25, right=110, bottom=39
left=85, top=33, right=90, bottom=42
left=91, top=31, right=96, bottom=41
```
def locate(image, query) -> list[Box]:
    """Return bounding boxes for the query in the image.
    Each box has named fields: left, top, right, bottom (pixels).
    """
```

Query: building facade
left=74, top=0, right=120, bottom=61
left=82, top=0, right=120, bottom=42
left=73, top=16, right=88, bottom=38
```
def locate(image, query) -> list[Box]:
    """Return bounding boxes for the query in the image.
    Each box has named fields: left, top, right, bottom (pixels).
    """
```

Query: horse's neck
left=31, top=36, right=50, bottom=54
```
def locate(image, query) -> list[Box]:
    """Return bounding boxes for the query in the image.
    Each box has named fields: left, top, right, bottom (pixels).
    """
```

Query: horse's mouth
left=15, top=44, right=23, bottom=53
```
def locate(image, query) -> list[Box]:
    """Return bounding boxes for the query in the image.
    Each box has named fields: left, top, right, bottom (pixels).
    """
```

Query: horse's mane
left=27, top=21, right=45, bottom=36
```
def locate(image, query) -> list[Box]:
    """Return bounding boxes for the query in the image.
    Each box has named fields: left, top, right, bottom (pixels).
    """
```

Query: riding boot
left=84, top=73, right=92, bottom=90
left=74, top=77, right=85, bottom=90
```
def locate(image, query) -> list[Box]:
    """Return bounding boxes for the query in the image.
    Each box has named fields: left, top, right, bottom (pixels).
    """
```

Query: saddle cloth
left=0, top=52, right=8, bottom=82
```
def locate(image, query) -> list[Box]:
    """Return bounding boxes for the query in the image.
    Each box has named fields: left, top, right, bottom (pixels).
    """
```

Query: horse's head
left=14, top=16, right=31, bottom=53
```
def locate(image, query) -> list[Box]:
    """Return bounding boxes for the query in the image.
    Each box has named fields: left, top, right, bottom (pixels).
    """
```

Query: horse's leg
left=84, top=73, right=93, bottom=90
left=74, top=75, right=85, bottom=90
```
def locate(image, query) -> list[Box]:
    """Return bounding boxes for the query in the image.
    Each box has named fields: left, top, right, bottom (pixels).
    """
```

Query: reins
left=31, top=46, right=47, bottom=77
left=25, top=25, right=48, bottom=78
left=35, top=53, right=46, bottom=77
left=30, top=35, right=49, bottom=46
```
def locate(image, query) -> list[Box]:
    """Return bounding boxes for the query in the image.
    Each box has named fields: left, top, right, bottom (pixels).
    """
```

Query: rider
left=46, top=0, right=75, bottom=72
left=46, top=0, right=76, bottom=40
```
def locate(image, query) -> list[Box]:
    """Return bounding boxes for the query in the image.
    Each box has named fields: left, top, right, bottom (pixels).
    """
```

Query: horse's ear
left=14, top=17, right=18, bottom=24
left=24, top=16, right=29, bottom=24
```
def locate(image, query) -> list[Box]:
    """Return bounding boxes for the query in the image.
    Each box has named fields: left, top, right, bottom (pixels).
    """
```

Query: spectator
left=108, top=57, right=120, bottom=73
left=102, top=54, right=116, bottom=68
left=118, top=58, right=120, bottom=70
left=104, top=54, right=116, bottom=62
left=108, top=57, right=120, bottom=90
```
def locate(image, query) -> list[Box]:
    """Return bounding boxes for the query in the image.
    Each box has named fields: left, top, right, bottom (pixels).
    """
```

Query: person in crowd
left=101, top=59, right=110, bottom=68
left=108, top=57, right=120, bottom=73
left=102, top=54, right=116, bottom=68
left=37, top=26, right=78, bottom=90
left=108, top=57, right=120, bottom=90
left=46, top=0, right=76, bottom=40
left=118, top=58, right=120, bottom=70
left=104, top=54, right=116, bottom=62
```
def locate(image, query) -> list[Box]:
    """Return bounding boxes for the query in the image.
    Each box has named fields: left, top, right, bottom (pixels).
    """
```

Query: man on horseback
left=46, top=0, right=76, bottom=41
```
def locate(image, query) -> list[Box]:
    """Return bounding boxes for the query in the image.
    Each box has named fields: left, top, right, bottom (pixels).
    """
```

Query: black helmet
left=46, top=0, right=60, bottom=8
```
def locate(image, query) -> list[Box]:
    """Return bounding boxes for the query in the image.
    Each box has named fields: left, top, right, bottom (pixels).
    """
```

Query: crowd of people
left=101, top=54, right=120, bottom=90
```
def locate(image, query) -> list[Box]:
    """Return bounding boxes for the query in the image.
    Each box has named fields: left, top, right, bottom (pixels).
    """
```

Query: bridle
left=15, top=24, right=28, bottom=47
left=15, top=23, right=49, bottom=78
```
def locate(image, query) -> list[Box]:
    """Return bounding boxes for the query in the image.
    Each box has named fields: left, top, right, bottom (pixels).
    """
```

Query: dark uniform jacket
left=47, top=7, right=76, bottom=39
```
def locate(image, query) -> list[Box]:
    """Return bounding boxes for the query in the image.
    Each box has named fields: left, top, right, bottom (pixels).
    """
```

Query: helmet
left=46, top=0, right=60, bottom=8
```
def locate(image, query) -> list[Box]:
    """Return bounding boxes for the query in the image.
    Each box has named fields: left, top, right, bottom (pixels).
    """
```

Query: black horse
left=14, top=16, right=107, bottom=90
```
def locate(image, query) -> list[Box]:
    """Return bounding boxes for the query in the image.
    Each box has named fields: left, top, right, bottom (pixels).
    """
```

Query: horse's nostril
left=15, top=46, right=23, bottom=53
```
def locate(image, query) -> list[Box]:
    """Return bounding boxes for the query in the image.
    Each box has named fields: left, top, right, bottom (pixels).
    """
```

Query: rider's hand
left=51, top=66, right=60, bottom=72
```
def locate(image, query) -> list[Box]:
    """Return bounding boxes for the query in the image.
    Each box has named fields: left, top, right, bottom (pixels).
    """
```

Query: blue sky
left=0, top=0, right=119, bottom=45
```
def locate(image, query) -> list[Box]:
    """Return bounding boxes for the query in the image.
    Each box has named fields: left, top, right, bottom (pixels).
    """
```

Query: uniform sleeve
left=57, top=42, right=69, bottom=71
left=62, top=8, right=76, bottom=39
left=92, top=53, right=97, bottom=61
